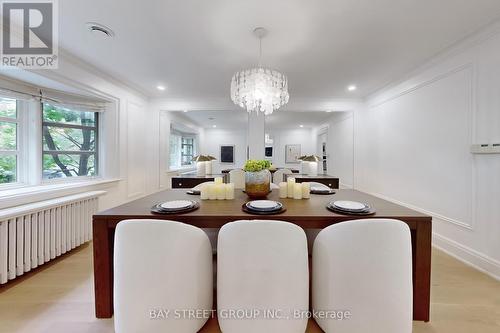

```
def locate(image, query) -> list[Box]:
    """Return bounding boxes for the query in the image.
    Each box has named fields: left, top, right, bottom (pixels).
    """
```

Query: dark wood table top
left=95, top=189, right=430, bottom=228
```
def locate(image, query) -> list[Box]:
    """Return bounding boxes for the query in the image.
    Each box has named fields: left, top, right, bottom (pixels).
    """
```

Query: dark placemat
left=326, top=204, right=376, bottom=216
left=310, top=189, right=336, bottom=195
left=151, top=201, right=200, bottom=214
left=242, top=203, right=286, bottom=215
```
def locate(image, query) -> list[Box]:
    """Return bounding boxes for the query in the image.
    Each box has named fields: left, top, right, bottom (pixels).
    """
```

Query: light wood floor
left=1, top=243, right=499, bottom=333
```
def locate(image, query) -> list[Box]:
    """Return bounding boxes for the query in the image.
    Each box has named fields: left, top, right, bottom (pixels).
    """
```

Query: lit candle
left=293, top=183, right=303, bottom=200
left=216, top=184, right=226, bottom=200
left=214, top=176, right=223, bottom=185
left=279, top=182, right=288, bottom=198
left=200, top=183, right=209, bottom=200
left=301, top=182, right=311, bottom=199
left=208, top=184, right=217, bottom=200
left=225, top=183, right=235, bottom=200
left=287, top=178, right=295, bottom=198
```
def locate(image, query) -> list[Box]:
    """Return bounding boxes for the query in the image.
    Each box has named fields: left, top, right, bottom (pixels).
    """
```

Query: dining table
left=92, top=188, right=432, bottom=322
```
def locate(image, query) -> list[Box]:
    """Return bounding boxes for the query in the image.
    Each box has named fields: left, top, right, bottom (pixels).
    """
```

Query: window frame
left=41, top=103, right=100, bottom=181
left=169, top=129, right=197, bottom=170
left=0, top=99, right=24, bottom=187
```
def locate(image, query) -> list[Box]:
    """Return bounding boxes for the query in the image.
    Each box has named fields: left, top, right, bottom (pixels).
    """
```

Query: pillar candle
left=216, top=184, right=226, bottom=200
left=214, top=176, right=223, bottom=185
left=225, top=183, right=235, bottom=200
left=208, top=184, right=217, bottom=200
left=200, top=183, right=209, bottom=200
left=293, top=183, right=303, bottom=200
left=287, top=178, right=295, bottom=198
left=301, top=182, right=311, bottom=199
left=196, top=162, right=206, bottom=176
left=279, top=182, right=288, bottom=198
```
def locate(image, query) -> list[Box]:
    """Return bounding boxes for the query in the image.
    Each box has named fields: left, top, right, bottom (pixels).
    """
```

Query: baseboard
left=433, top=232, right=500, bottom=282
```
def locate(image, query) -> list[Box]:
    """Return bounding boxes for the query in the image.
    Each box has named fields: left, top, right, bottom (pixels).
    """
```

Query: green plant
left=243, top=159, right=271, bottom=172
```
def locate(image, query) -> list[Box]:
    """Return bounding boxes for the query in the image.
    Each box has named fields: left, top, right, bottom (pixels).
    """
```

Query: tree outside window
left=0, top=97, right=18, bottom=184
left=42, top=103, right=98, bottom=179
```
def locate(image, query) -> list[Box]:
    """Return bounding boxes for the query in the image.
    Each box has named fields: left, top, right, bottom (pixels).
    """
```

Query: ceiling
left=176, top=110, right=347, bottom=129
left=57, top=0, right=500, bottom=108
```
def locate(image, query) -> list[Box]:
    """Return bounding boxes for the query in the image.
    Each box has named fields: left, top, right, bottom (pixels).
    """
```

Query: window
left=42, top=103, right=98, bottom=179
left=0, top=97, right=19, bottom=184
left=169, top=129, right=196, bottom=169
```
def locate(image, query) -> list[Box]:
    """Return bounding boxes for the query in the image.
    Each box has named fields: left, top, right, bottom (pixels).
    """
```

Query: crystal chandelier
left=231, top=27, right=289, bottom=115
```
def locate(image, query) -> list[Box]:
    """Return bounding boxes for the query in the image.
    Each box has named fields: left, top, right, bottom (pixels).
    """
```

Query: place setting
left=151, top=200, right=200, bottom=214
left=309, top=184, right=336, bottom=195
left=242, top=200, right=286, bottom=215
left=326, top=200, right=375, bottom=216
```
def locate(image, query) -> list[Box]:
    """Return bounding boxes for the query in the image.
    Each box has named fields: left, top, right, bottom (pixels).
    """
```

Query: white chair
left=217, top=220, right=309, bottom=333
left=229, top=169, right=245, bottom=189
left=272, top=168, right=292, bottom=185
left=114, top=219, right=213, bottom=333
left=312, top=219, right=412, bottom=333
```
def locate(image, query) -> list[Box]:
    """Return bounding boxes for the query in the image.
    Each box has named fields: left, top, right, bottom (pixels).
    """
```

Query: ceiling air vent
left=86, top=22, right=115, bottom=38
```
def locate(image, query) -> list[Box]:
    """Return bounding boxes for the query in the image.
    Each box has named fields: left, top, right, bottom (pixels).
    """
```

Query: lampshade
left=298, top=155, right=320, bottom=162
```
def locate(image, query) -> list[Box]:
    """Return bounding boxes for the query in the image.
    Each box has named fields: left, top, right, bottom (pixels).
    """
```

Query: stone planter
left=245, top=169, right=271, bottom=199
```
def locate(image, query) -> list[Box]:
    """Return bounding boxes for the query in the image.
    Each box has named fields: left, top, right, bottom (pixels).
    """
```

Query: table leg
left=413, top=221, right=432, bottom=322
left=93, top=218, right=114, bottom=318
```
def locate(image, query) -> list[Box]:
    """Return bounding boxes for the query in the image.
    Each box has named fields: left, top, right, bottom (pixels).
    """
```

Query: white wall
left=316, top=112, right=354, bottom=187
left=200, top=128, right=247, bottom=173
left=356, top=25, right=500, bottom=280
left=267, top=128, right=315, bottom=169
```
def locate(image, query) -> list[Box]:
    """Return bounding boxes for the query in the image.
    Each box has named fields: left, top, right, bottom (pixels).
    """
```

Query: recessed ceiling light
left=157, top=85, right=166, bottom=91
left=347, top=85, right=357, bottom=91
left=212, top=125, right=217, bottom=128
left=326, top=110, right=334, bottom=113
left=299, top=124, right=304, bottom=128
left=183, top=110, right=188, bottom=113
left=86, top=22, right=114, bottom=38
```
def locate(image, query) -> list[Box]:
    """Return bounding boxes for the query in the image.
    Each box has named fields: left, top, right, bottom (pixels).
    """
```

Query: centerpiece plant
left=243, top=159, right=272, bottom=199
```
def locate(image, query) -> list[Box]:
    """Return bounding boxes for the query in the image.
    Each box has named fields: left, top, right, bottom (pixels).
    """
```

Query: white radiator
left=0, top=190, right=105, bottom=284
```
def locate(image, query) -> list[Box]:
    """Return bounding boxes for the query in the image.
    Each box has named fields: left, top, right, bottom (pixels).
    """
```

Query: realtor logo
left=1, top=0, right=58, bottom=68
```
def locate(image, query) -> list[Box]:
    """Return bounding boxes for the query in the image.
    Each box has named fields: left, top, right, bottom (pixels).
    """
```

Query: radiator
left=0, top=190, right=106, bottom=284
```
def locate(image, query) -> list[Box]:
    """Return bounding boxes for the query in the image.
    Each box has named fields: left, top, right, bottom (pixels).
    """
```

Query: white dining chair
left=217, top=220, right=309, bottom=333
left=272, top=168, right=292, bottom=185
left=312, top=219, right=412, bottom=333
left=114, top=219, right=213, bottom=333
left=229, top=169, right=245, bottom=189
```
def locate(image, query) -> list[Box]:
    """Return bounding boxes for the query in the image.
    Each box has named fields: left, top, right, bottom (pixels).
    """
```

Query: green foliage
left=0, top=155, right=16, bottom=183
left=0, top=122, right=16, bottom=150
left=244, top=159, right=271, bottom=172
left=42, top=104, right=97, bottom=179
left=0, top=98, right=16, bottom=118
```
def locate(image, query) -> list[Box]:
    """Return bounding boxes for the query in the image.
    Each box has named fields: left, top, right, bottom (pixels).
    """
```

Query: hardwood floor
left=0, top=243, right=499, bottom=333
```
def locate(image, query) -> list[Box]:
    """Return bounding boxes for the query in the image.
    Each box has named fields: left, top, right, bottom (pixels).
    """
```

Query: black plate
left=151, top=201, right=200, bottom=214
left=326, top=204, right=376, bottom=216
left=242, top=203, right=286, bottom=215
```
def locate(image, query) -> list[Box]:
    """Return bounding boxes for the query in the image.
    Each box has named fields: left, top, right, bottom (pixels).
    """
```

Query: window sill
left=0, top=178, right=121, bottom=210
